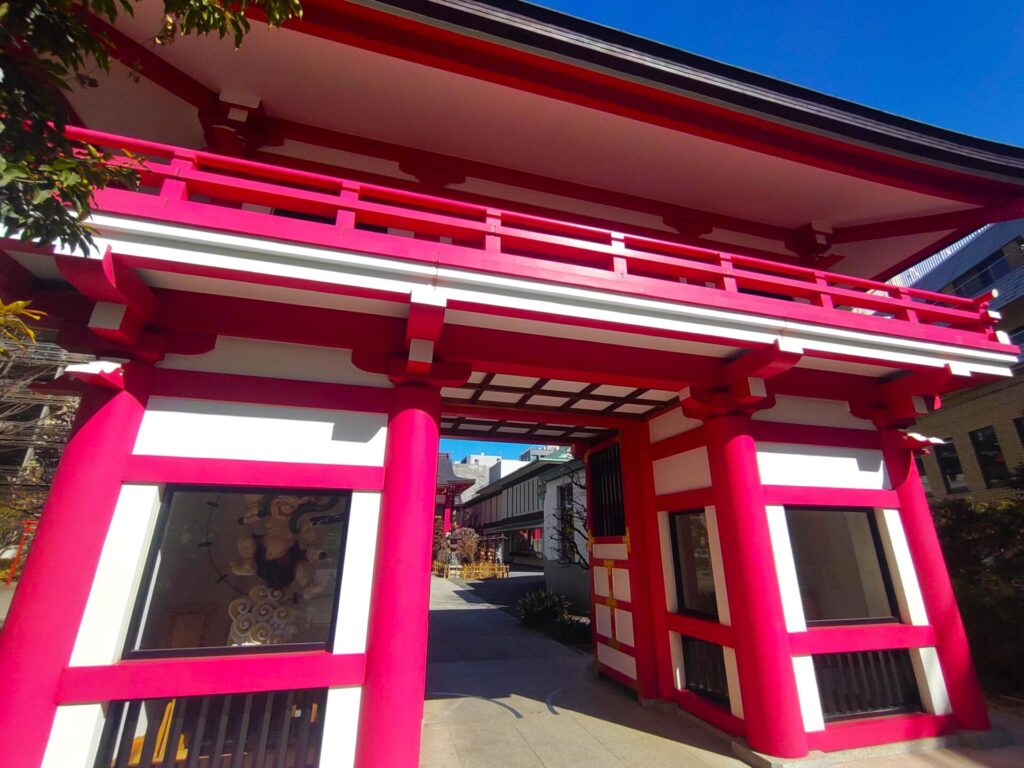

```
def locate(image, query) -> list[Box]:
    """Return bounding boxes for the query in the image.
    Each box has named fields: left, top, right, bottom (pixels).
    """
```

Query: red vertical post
left=0, top=365, right=150, bottom=768
left=704, top=414, right=808, bottom=758
left=618, top=426, right=662, bottom=700
left=881, top=430, right=990, bottom=731
left=355, top=382, right=441, bottom=768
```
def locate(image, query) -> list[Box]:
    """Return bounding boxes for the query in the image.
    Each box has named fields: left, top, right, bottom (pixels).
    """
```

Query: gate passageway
left=420, top=573, right=743, bottom=768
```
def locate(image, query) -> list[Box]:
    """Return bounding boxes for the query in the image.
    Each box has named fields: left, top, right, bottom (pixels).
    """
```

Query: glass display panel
left=669, top=510, right=718, bottom=619
left=129, top=488, right=350, bottom=656
left=785, top=508, right=898, bottom=625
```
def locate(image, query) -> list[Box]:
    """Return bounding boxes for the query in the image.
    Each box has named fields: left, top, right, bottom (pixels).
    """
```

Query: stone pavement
left=420, top=574, right=1024, bottom=768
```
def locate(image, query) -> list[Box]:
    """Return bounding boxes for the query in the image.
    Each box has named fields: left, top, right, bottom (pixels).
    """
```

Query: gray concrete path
left=420, top=574, right=1024, bottom=768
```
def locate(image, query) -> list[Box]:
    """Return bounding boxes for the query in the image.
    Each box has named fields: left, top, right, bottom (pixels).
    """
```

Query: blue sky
left=440, top=438, right=534, bottom=460
left=444, top=2, right=1023, bottom=462
left=534, top=1, right=1024, bottom=147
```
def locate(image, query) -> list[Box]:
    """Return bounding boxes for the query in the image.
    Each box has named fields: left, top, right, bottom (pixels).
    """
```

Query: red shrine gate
left=0, top=2, right=1022, bottom=767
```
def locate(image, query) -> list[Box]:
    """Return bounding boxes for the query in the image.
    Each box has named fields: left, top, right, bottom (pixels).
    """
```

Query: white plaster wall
left=70, top=484, right=163, bottom=666
left=596, top=642, right=638, bottom=679
left=133, top=397, right=387, bottom=466
left=764, top=505, right=807, bottom=633
left=753, top=395, right=873, bottom=430
left=653, top=447, right=711, bottom=495
left=874, top=508, right=929, bottom=625
left=792, top=656, right=826, bottom=732
left=159, top=336, right=393, bottom=388
left=332, top=492, right=382, bottom=655
left=910, top=647, right=952, bottom=715
left=755, top=443, right=889, bottom=490
left=669, top=632, right=685, bottom=690
left=541, top=473, right=588, bottom=563
left=591, top=542, right=627, bottom=560
left=319, top=686, right=363, bottom=768
left=41, top=704, right=105, bottom=768
left=592, top=566, right=610, bottom=598
left=648, top=406, right=702, bottom=444
left=723, top=647, right=744, bottom=719
left=595, top=603, right=612, bottom=638
left=614, top=608, right=635, bottom=646
left=703, top=506, right=732, bottom=626
left=657, top=510, right=678, bottom=613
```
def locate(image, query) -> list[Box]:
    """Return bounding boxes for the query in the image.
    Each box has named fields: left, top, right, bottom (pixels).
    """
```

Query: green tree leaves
left=0, top=0, right=302, bottom=253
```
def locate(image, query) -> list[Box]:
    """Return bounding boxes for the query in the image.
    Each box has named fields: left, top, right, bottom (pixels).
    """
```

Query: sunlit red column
left=0, top=364, right=150, bottom=767
left=355, top=381, right=441, bottom=768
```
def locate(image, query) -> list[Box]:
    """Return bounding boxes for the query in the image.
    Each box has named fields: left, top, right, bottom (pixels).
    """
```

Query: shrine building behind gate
left=1, top=1, right=1023, bottom=766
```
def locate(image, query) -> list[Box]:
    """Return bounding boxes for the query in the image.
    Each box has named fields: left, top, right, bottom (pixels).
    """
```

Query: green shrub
left=932, top=476, right=1024, bottom=696
left=516, top=589, right=571, bottom=628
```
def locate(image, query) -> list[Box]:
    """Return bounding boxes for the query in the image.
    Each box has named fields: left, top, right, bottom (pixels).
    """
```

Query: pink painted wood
left=63, top=127, right=1011, bottom=354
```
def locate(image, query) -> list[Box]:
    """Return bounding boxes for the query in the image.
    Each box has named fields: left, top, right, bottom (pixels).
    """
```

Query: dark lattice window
left=94, top=688, right=328, bottom=768
left=813, top=650, right=922, bottom=721
left=682, top=636, right=730, bottom=707
left=590, top=443, right=624, bottom=537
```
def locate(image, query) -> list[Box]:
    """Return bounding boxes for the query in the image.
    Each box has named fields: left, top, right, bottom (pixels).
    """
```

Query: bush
left=932, top=474, right=1024, bottom=696
left=516, top=588, right=571, bottom=628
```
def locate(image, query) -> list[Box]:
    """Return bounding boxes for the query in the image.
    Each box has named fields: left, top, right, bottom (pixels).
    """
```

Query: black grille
left=93, top=688, right=327, bottom=768
left=682, top=636, right=730, bottom=707
left=813, top=649, right=922, bottom=721
left=590, top=443, right=625, bottom=537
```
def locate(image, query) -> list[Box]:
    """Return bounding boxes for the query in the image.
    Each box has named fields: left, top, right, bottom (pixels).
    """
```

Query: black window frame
left=785, top=506, right=901, bottom=627
left=933, top=439, right=968, bottom=494
left=668, top=509, right=720, bottom=621
left=123, top=484, right=352, bottom=660
left=968, top=425, right=1012, bottom=489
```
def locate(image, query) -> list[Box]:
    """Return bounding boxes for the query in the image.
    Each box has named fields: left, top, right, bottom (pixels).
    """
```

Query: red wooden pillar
left=618, top=425, right=664, bottom=700
left=704, top=414, right=808, bottom=758
left=0, top=365, right=150, bottom=768
left=355, top=382, right=441, bottom=768
left=881, top=430, right=990, bottom=731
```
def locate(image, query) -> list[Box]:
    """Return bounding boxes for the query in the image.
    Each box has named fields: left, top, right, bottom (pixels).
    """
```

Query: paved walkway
left=420, top=574, right=1024, bottom=768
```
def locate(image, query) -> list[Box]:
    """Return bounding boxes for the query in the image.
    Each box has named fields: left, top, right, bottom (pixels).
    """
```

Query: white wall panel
left=875, top=508, right=929, bottom=626
left=792, top=656, right=826, bottom=732
left=318, top=686, right=362, bottom=768
left=753, top=395, right=873, bottom=430
left=614, top=609, right=634, bottom=646
left=41, top=704, right=104, bottom=768
left=70, top=484, right=162, bottom=667
left=653, top=447, right=711, bottom=495
left=704, top=506, right=732, bottom=626
left=648, top=406, right=701, bottom=444
left=592, top=566, right=610, bottom=597
left=764, top=505, right=807, bottom=633
left=159, top=336, right=393, bottom=388
left=611, top=568, right=631, bottom=602
left=332, top=492, right=382, bottom=654
left=910, top=647, right=952, bottom=716
left=596, top=643, right=637, bottom=679
left=134, top=397, right=387, bottom=466
left=595, top=604, right=612, bottom=637
left=756, top=443, right=889, bottom=490
left=723, top=647, right=744, bottom=719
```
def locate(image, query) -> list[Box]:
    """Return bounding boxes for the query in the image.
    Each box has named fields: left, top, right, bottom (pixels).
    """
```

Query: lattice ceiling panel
left=439, top=373, right=679, bottom=442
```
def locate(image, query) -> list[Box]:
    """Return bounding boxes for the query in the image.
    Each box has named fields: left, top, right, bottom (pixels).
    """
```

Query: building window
left=969, top=426, right=1011, bottom=489
left=913, top=454, right=932, bottom=496
left=590, top=443, right=625, bottom=537
left=933, top=440, right=968, bottom=493
left=950, top=250, right=1010, bottom=297
left=813, top=650, right=921, bottom=721
left=681, top=636, right=730, bottom=707
left=785, top=508, right=899, bottom=625
left=127, top=488, right=350, bottom=657
left=668, top=510, right=718, bottom=619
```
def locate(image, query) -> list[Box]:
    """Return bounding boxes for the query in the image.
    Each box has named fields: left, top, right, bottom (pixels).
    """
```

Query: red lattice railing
left=66, top=127, right=1009, bottom=351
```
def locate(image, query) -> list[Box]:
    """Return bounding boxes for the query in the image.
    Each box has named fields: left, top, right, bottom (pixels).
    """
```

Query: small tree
left=549, top=468, right=589, bottom=570
left=2, top=0, right=303, bottom=253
